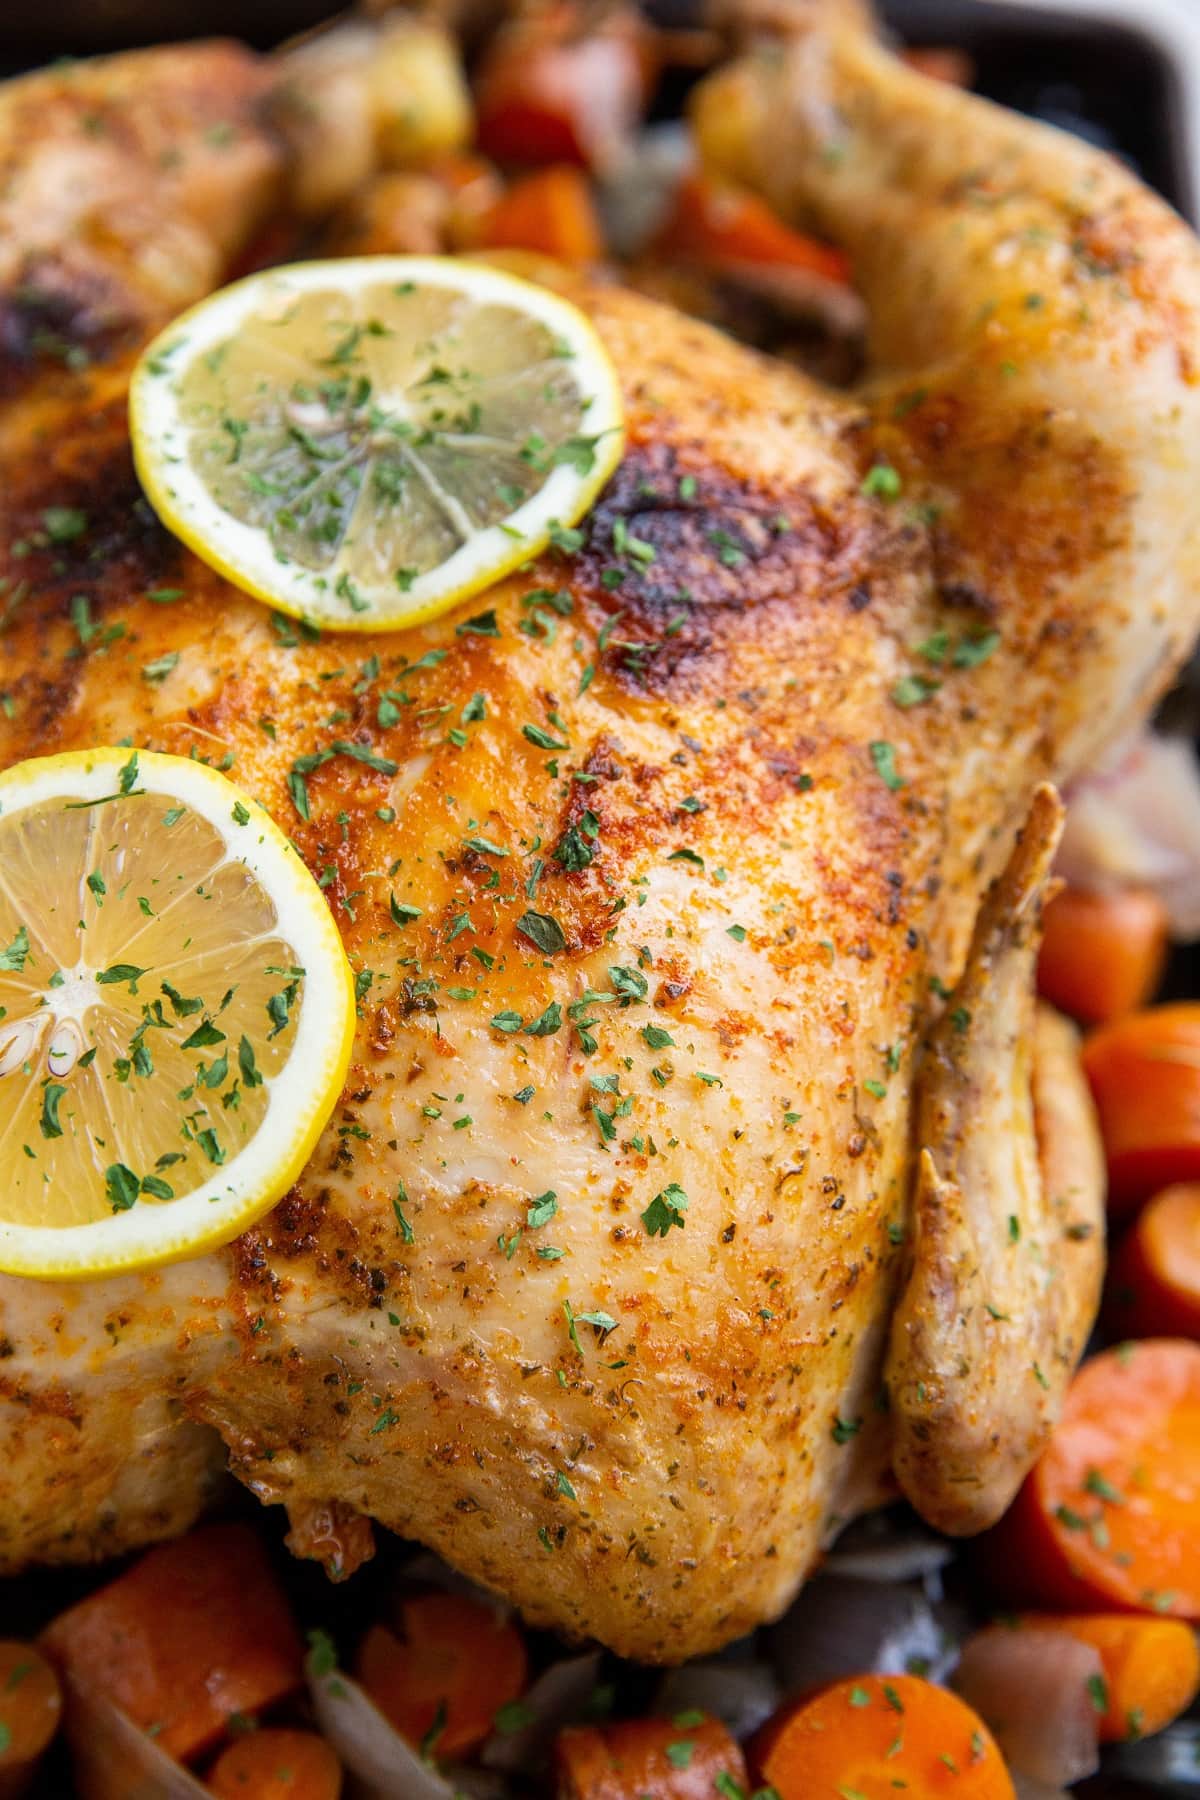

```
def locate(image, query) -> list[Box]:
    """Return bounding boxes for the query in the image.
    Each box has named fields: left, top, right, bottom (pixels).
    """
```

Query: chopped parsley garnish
left=393, top=1183, right=415, bottom=1244
left=861, top=463, right=902, bottom=500
left=524, top=1001, right=562, bottom=1037
left=554, top=810, right=600, bottom=872
left=892, top=674, right=939, bottom=709
left=43, top=505, right=88, bottom=543
left=869, top=740, right=905, bottom=791
left=142, top=652, right=180, bottom=684
left=516, top=910, right=566, bottom=954
left=642, top=1182, right=688, bottom=1237
left=0, top=926, right=30, bottom=972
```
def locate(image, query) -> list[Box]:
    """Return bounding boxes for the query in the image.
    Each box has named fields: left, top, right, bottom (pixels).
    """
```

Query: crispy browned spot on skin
left=0, top=270, right=142, bottom=399
left=877, top=381, right=1132, bottom=656
left=248, top=1187, right=387, bottom=1305
left=3, top=375, right=172, bottom=571
left=0, top=1375, right=82, bottom=1426
left=570, top=435, right=908, bottom=703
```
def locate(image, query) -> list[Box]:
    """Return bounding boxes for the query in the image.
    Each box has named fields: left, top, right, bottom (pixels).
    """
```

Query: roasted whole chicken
left=0, top=7, right=1196, bottom=1664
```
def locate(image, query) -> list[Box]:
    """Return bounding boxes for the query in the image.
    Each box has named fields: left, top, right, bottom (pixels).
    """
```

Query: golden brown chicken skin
left=0, top=16, right=1195, bottom=1660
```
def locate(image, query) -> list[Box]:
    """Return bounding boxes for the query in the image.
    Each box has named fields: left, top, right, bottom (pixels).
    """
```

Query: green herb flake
left=869, top=740, right=905, bottom=791
left=43, top=505, right=88, bottom=543
left=0, top=926, right=30, bottom=972
left=861, top=464, right=902, bottom=501
left=516, top=910, right=566, bottom=955
left=524, top=1001, right=562, bottom=1037
left=1087, top=1673, right=1110, bottom=1715
left=642, top=1182, right=688, bottom=1238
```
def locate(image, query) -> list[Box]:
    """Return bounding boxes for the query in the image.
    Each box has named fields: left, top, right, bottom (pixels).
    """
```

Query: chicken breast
left=0, top=15, right=1195, bottom=1661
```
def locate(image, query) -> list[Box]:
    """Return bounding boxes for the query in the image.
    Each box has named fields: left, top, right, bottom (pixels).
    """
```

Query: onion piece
left=1110, top=1718, right=1200, bottom=1792
left=481, top=1652, right=603, bottom=1774
left=1059, top=731, right=1200, bottom=939
left=59, top=1677, right=212, bottom=1800
left=1012, top=1779, right=1074, bottom=1800
left=768, top=1574, right=958, bottom=1691
left=952, top=1625, right=1102, bottom=1787
left=598, top=125, right=693, bottom=257
left=822, top=1512, right=955, bottom=1583
left=307, top=1654, right=489, bottom=1800
left=397, top=1551, right=512, bottom=1617
left=654, top=1658, right=781, bottom=1740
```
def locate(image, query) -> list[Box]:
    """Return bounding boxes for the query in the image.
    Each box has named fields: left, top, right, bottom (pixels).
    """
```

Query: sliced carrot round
left=1036, top=884, right=1167, bottom=1026
left=1109, top=1183, right=1200, bottom=1339
left=356, top=1592, right=527, bottom=1761
left=755, top=1674, right=1015, bottom=1800
left=1083, top=1003, right=1200, bottom=1215
left=1026, top=1613, right=1200, bottom=1742
left=0, top=1640, right=62, bottom=1771
left=207, top=1727, right=342, bottom=1799
left=1002, top=1340, right=1200, bottom=1617
left=556, top=1714, right=749, bottom=1799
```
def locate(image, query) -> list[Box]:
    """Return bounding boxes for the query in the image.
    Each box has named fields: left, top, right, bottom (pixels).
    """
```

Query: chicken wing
left=887, top=786, right=1104, bottom=1535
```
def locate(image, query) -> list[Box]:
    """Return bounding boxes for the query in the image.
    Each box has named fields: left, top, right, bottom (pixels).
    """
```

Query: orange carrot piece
left=656, top=172, right=851, bottom=285
left=754, top=1674, right=1015, bottom=1800
left=997, top=1340, right=1200, bottom=1617
left=1109, top=1183, right=1200, bottom=1339
left=1037, top=885, right=1167, bottom=1026
left=0, top=1642, right=61, bottom=1800
left=556, top=1713, right=749, bottom=1799
left=1083, top=1003, right=1200, bottom=1214
left=1022, top=1613, right=1200, bottom=1742
left=901, top=47, right=975, bottom=86
left=39, top=1523, right=304, bottom=1762
left=430, top=153, right=505, bottom=250
left=207, top=1728, right=342, bottom=1799
left=356, top=1592, right=527, bottom=1761
left=479, top=166, right=603, bottom=263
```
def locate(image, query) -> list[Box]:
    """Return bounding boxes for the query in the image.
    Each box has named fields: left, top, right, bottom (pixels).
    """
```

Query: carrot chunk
left=39, top=1522, right=304, bottom=1762
left=656, top=171, right=851, bottom=286
left=901, top=46, right=975, bottom=85
left=1023, top=1613, right=1200, bottom=1742
left=754, top=1674, right=1014, bottom=1800
left=556, top=1713, right=749, bottom=1799
left=996, top=1339, right=1200, bottom=1617
left=479, top=167, right=604, bottom=263
left=0, top=1641, right=61, bottom=1799
left=1109, top=1182, right=1200, bottom=1339
left=355, top=1592, right=527, bottom=1761
left=1083, top=1003, right=1200, bottom=1214
left=1037, top=885, right=1167, bottom=1026
left=207, top=1727, right=342, bottom=1799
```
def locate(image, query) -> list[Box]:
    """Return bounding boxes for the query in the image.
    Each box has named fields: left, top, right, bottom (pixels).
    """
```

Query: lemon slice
left=0, top=749, right=354, bottom=1280
left=130, top=256, right=625, bottom=632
